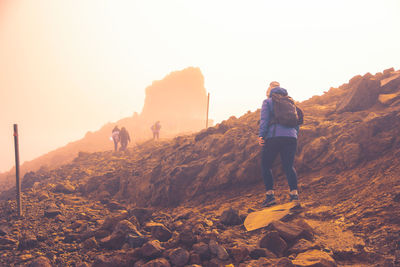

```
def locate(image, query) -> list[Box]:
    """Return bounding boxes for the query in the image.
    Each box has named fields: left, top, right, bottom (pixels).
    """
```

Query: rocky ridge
left=1, top=68, right=400, bottom=266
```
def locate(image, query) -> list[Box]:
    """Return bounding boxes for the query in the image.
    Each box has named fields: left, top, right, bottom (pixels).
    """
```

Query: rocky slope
left=0, top=67, right=210, bottom=192
left=0, top=68, right=400, bottom=266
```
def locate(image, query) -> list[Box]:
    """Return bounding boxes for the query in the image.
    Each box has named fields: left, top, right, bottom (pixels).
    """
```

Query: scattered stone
left=0, top=237, right=17, bottom=250
left=92, top=254, right=126, bottom=267
left=0, top=226, right=8, bottom=236
left=129, top=208, right=153, bottom=225
left=98, top=232, right=125, bottom=250
left=288, top=239, right=318, bottom=254
left=107, top=201, right=126, bottom=211
left=145, top=222, right=172, bottom=242
left=27, top=256, right=52, bottom=267
left=82, top=237, right=98, bottom=250
left=114, top=220, right=142, bottom=236
left=140, top=240, right=164, bottom=259
left=179, top=230, right=196, bottom=248
left=249, top=247, right=276, bottom=259
left=275, top=257, right=295, bottom=267
left=192, top=242, right=211, bottom=260
left=127, top=234, right=148, bottom=248
left=269, top=220, right=305, bottom=243
left=209, top=239, right=229, bottom=260
left=259, top=231, right=288, bottom=257
left=292, top=250, right=337, bottom=267
left=18, top=233, right=39, bottom=250
left=168, top=247, right=190, bottom=267
left=142, top=258, right=171, bottom=267
left=239, top=257, right=272, bottom=267
left=37, top=191, right=49, bottom=201
left=54, top=181, right=76, bottom=194
left=228, top=246, right=249, bottom=263
left=220, top=207, right=242, bottom=226
left=44, top=207, right=62, bottom=218
left=99, top=210, right=129, bottom=231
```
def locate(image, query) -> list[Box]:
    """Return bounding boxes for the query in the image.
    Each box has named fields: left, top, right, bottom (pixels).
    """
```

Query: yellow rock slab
left=244, top=202, right=298, bottom=231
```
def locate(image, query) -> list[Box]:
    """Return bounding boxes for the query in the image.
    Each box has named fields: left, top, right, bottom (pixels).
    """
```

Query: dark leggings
left=261, top=137, right=298, bottom=191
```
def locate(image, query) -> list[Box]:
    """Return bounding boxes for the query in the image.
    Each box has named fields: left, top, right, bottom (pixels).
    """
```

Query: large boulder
left=336, top=75, right=380, bottom=113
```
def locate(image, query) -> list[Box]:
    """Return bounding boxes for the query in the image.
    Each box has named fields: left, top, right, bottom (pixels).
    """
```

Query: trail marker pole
left=13, top=124, right=22, bottom=217
left=206, top=93, right=210, bottom=128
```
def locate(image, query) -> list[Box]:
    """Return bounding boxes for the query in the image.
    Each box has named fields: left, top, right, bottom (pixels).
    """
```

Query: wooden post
left=13, top=124, right=22, bottom=217
left=206, top=93, right=210, bottom=128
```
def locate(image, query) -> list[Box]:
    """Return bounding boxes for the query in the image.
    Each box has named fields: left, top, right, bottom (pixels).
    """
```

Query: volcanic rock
left=0, top=236, right=18, bottom=250
left=269, top=220, right=307, bottom=243
left=127, top=234, right=148, bottom=248
left=142, top=258, right=171, bottom=267
left=27, top=256, right=52, bottom=267
left=336, top=74, right=380, bottom=112
left=209, top=239, right=229, bottom=260
left=192, top=242, right=211, bottom=260
left=140, top=240, right=164, bottom=259
left=288, top=239, right=318, bottom=254
left=54, top=181, right=75, bottom=194
left=275, top=257, right=295, bottom=267
left=168, top=247, right=190, bottom=266
left=220, top=207, right=242, bottom=226
left=145, top=222, right=172, bottom=242
left=259, top=231, right=288, bottom=257
left=292, top=250, right=337, bottom=267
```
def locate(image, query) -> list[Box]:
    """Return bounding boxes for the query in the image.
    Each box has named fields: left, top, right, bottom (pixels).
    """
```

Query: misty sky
left=1, top=0, right=400, bottom=173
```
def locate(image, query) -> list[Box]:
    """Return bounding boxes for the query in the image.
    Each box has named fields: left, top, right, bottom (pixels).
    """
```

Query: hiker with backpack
left=258, top=81, right=303, bottom=207
left=151, top=121, right=161, bottom=140
left=119, top=127, right=131, bottom=151
left=111, top=126, right=120, bottom=152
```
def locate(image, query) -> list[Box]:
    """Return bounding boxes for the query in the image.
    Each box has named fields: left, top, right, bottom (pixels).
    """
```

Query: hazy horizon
left=1, top=0, right=400, bottom=173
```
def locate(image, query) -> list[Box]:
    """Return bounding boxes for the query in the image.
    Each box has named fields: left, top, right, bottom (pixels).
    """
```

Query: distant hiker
left=119, top=127, right=131, bottom=151
left=111, top=126, right=120, bottom=152
left=151, top=121, right=161, bottom=140
left=258, top=81, right=304, bottom=207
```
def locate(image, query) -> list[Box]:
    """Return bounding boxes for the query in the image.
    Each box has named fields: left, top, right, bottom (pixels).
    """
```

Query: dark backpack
left=270, top=93, right=303, bottom=127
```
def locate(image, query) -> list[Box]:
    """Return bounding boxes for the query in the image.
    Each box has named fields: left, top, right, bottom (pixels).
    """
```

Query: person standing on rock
left=258, top=81, right=303, bottom=207
left=111, top=126, right=120, bottom=152
left=151, top=121, right=161, bottom=140
left=119, top=127, right=131, bottom=151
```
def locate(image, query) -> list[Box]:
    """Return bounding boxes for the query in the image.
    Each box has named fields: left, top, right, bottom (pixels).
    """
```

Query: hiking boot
left=262, top=194, right=276, bottom=207
left=289, top=193, right=299, bottom=202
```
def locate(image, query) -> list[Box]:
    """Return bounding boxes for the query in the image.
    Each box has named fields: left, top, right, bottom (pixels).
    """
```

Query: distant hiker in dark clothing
left=111, top=126, right=120, bottom=152
left=258, top=81, right=303, bottom=207
left=151, top=121, right=161, bottom=140
left=119, top=127, right=131, bottom=151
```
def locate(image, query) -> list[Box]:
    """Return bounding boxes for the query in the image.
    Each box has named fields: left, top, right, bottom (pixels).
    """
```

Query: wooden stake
left=13, top=124, right=22, bottom=217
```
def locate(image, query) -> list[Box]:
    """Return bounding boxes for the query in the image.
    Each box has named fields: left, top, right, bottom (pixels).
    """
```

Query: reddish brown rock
left=228, top=246, right=249, bottom=263
left=82, top=237, right=98, bottom=250
left=269, top=220, right=305, bottom=243
left=275, top=257, right=295, bottom=267
left=192, top=242, right=211, bottom=260
left=288, top=239, right=318, bottom=254
left=168, top=247, right=190, bottom=266
left=142, top=258, right=171, bottom=267
left=292, top=250, right=337, bottom=267
left=220, top=207, right=242, bottom=226
left=145, top=222, right=172, bottom=242
left=209, top=239, right=229, bottom=260
left=98, top=232, right=125, bottom=250
left=140, top=240, right=164, bottom=259
left=259, top=231, right=288, bottom=257
left=27, top=256, right=52, bottom=267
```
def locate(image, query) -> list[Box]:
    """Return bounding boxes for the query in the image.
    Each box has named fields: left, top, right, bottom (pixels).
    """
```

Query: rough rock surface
left=0, top=68, right=399, bottom=266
